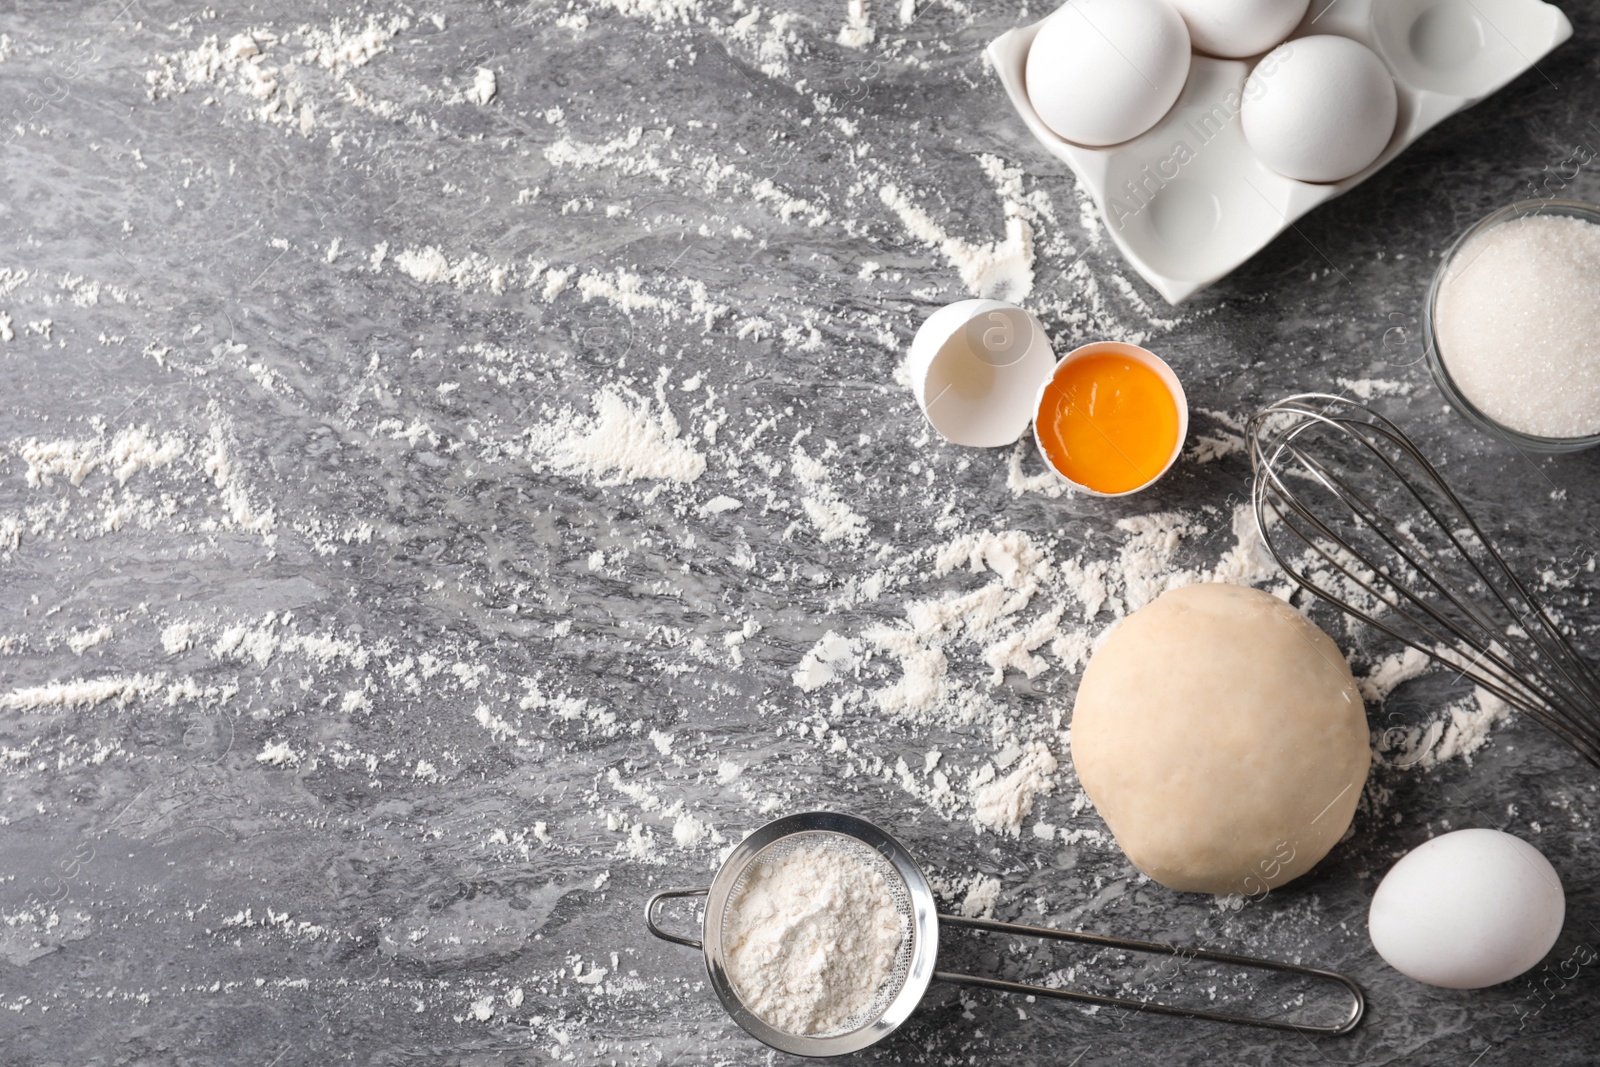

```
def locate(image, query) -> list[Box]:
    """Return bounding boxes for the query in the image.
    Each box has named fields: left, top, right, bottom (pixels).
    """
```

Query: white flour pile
left=724, top=838, right=907, bottom=1036
left=529, top=384, right=706, bottom=486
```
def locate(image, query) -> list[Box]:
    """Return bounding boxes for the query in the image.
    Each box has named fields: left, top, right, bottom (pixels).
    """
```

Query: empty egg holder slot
left=987, top=0, right=1572, bottom=304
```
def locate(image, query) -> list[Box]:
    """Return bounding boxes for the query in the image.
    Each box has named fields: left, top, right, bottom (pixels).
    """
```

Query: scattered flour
left=1005, top=441, right=1068, bottom=498
left=878, top=182, right=1033, bottom=302
left=201, top=423, right=276, bottom=533
left=390, top=246, right=512, bottom=293
left=467, top=67, right=496, bottom=105
left=783, top=504, right=1300, bottom=826
left=300, top=15, right=409, bottom=71
left=393, top=246, right=451, bottom=284
left=699, top=494, right=742, bottom=516
left=594, top=0, right=703, bottom=25
left=66, top=626, right=112, bottom=655
left=1, top=674, right=163, bottom=710
left=0, top=515, right=20, bottom=557
left=859, top=528, right=1056, bottom=719
left=958, top=874, right=1001, bottom=918
left=256, top=739, right=301, bottom=766
left=837, top=0, right=875, bottom=48
left=793, top=632, right=861, bottom=692
left=160, top=622, right=197, bottom=655
left=1359, top=647, right=1432, bottom=704
left=529, top=385, right=705, bottom=487
left=1187, top=409, right=1248, bottom=465
left=19, top=426, right=186, bottom=488
left=971, top=741, right=1057, bottom=835
left=670, top=809, right=706, bottom=847
left=1337, top=377, right=1413, bottom=401
left=1378, top=688, right=1514, bottom=769
left=790, top=447, right=869, bottom=543
left=145, top=14, right=410, bottom=135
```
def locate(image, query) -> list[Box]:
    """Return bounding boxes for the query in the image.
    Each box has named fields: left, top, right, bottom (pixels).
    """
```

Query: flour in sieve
left=723, top=840, right=907, bottom=1035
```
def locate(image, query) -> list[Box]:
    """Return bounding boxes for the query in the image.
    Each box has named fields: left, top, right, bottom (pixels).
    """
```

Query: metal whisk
left=1248, top=394, right=1600, bottom=769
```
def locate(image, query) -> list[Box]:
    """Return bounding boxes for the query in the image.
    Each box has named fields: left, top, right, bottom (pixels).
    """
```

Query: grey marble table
left=2, top=1, right=1599, bottom=1064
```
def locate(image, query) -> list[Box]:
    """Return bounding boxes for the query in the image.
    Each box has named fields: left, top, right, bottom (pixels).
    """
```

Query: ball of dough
left=1071, top=584, right=1369, bottom=895
left=1167, top=0, right=1309, bottom=59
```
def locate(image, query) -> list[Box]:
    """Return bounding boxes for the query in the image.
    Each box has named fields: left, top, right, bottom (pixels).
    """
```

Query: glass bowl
left=1423, top=197, right=1600, bottom=454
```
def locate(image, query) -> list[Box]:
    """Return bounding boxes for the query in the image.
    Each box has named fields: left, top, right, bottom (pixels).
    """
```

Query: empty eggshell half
left=1168, top=0, right=1310, bottom=58
left=1025, top=0, right=1192, bottom=147
left=1242, top=34, right=1399, bottom=183
left=907, top=300, right=1055, bottom=447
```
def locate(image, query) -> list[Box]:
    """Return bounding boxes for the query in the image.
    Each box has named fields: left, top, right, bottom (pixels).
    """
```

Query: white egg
left=1168, top=0, right=1309, bottom=58
left=1025, top=0, right=1191, bottom=147
left=1368, top=829, right=1565, bottom=990
left=1241, top=34, right=1398, bottom=183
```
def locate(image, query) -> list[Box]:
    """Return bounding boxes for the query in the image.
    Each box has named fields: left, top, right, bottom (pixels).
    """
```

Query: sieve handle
left=645, top=886, right=708, bottom=950
left=933, top=914, right=1364, bottom=1036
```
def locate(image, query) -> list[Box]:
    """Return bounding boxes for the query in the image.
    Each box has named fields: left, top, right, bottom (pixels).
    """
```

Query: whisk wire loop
left=1271, top=440, right=1557, bottom=714
left=1249, top=394, right=1600, bottom=768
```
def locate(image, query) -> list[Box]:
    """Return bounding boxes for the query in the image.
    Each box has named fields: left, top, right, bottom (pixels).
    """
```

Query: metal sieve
left=646, top=811, right=1364, bottom=1057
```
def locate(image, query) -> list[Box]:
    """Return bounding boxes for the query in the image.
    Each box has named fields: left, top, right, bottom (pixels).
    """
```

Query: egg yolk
left=1036, top=353, right=1180, bottom=494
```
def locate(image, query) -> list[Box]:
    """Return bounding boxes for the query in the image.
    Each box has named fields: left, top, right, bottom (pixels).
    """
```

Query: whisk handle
left=934, top=914, right=1364, bottom=1036
left=645, top=886, right=708, bottom=950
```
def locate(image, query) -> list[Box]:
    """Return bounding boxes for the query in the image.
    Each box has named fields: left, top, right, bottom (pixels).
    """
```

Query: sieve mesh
left=718, top=830, right=916, bottom=1038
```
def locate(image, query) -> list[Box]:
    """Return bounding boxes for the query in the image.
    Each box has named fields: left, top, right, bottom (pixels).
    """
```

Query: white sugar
left=1435, top=214, right=1600, bottom=438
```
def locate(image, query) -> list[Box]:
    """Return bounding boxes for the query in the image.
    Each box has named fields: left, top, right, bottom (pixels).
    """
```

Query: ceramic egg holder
left=988, top=0, right=1573, bottom=304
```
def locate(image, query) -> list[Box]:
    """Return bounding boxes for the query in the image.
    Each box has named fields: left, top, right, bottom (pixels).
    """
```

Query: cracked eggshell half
left=907, top=300, right=1055, bottom=447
